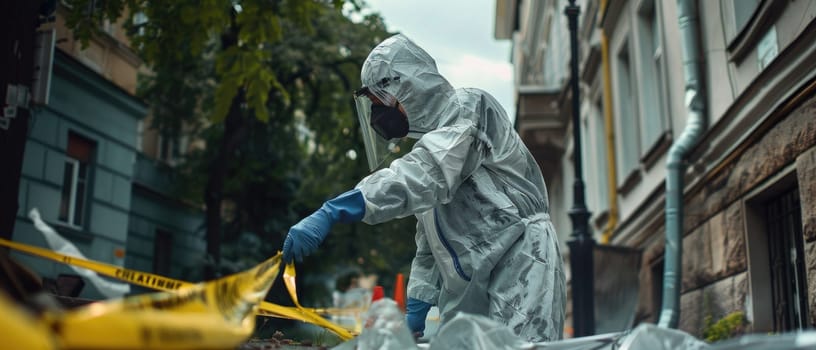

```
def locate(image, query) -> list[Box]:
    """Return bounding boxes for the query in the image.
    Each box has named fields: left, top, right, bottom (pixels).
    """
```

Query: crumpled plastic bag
left=333, top=298, right=816, bottom=350
left=612, top=324, right=708, bottom=350
left=29, top=208, right=130, bottom=298
left=332, top=298, right=416, bottom=350
left=707, top=331, right=816, bottom=349
left=428, top=312, right=534, bottom=349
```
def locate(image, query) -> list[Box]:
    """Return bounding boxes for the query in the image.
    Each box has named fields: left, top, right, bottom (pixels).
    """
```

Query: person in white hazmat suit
left=282, top=34, right=566, bottom=342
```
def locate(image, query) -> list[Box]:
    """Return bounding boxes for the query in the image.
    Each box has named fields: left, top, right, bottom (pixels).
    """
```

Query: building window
left=732, top=0, right=760, bottom=36
left=59, top=132, right=95, bottom=227
left=101, top=18, right=117, bottom=37
left=635, top=0, right=668, bottom=156
left=722, top=0, right=786, bottom=63
left=157, top=133, right=186, bottom=165
left=720, top=0, right=761, bottom=42
left=136, top=120, right=144, bottom=152
left=542, top=8, right=569, bottom=88
left=650, top=258, right=664, bottom=323
left=153, top=229, right=173, bottom=276
left=132, top=11, right=148, bottom=34
left=590, top=98, right=609, bottom=214
left=614, top=39, right=640, bottom=184
left=764, top=187, right=807, bottom=331
left=157, top=134, right=175, bottom=163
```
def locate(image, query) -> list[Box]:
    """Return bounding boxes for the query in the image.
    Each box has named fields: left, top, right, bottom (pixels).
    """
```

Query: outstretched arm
left=355, top=122, right=488, bottom=224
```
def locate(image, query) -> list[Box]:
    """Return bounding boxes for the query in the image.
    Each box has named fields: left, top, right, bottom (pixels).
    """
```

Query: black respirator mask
left=370, top=104, right=409, bottom=140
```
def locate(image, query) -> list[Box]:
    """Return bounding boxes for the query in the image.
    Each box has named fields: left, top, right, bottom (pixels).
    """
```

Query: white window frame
left=136, top=120, right=144, bottom=152
left=613, top=35, right=641, bottom=188
left=720, top=0, right=761, bottom=43
left=591, top=97, right=610, bottom=214
left=157, top=134, right=170, bottom=163
left=102, top=18, right=117, bottom=37
left=157, top=133, right=187, bottom=166
left=59, top=157, right=87, bottom=228
left=634, top=0, right=669, bottom=159
left=132, top=11, right=148, bottom=37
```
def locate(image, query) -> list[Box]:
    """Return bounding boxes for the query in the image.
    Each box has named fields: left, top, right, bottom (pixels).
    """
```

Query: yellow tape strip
left=0, top=238, right=355, bottom=340
left=282, top=263, right=358, bottom=339
left=54, top=253, right=283, bottom=349
left=0, top=290, right=55, bottom=349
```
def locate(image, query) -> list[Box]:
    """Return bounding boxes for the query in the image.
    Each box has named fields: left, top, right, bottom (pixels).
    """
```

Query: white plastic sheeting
left=337, top=298, right=816, bottom=350
left=29, top=208, right=130, bottom=298
left=332, top=299, right=415, bottom=350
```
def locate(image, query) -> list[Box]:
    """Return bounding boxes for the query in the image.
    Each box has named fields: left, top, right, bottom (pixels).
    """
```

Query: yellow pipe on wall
left=600, top=30, right=619, bottom=244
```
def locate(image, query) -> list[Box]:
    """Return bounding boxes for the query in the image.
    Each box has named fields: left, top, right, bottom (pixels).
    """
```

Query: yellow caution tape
left=282, top=263, right=357, bottom=339
left=0, top=239, right=295, bottom=316
left=0, top=291, right=56, bottom=350
left=0, top=238, right=355, bottom=340
left=51, top=253, right=282, bottom=349
left=0, top=238, right=186, bottom=291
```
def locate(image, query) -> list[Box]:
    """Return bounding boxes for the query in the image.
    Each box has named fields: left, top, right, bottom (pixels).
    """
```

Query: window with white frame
left=59, top=132, right=95, bottom=227
left=722, top=0, right=761, bottom=42
left=721, top=0, right=785, bottom=65
left=581, top=116, right=594, bottom=207
left=157, top=133, right=187, bottom=166
left=592, top=99, right=610, bottom=213
left=611, top=2, right=671, bottom=187
left=544, top=6, right=569, bottom=88
left=733, top=0, right=760, bottom=32
left=132, top=11, right=148, bottom=38
left=157, top=134, right=175, bottom=163
left=635, top=0, right=668, bottom=156
left=614, top=39, right=640, bottom=184
left=136, top=120, right=144, bottom=152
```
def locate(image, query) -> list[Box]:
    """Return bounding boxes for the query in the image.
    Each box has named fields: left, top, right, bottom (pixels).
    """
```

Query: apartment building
left=9, top=3, right=205, bottom=299
left=496, top=0, right=816, bottom=337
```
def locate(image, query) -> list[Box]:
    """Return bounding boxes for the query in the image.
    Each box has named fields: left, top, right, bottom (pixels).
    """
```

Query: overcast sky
left=355, top=0, right=516, bottom=119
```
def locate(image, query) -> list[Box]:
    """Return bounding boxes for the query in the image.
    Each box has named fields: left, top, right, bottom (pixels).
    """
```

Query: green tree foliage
left=64, top=0, right=417, bottom=309
left=65, top=0, right=336, bottom=122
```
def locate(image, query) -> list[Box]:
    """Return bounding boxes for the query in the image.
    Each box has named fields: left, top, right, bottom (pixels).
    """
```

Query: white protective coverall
left=354, top=34, right=566, bottom=342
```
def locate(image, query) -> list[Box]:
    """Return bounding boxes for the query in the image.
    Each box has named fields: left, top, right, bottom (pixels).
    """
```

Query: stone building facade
left=10, top=4, right=205, bottom=299
left=496, top=0, right=816, bottom=337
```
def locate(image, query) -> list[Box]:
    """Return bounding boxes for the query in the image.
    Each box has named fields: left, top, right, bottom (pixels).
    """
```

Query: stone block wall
left=676, top=201, right=747, bottom=337
left=662, top=93, right=815, bottom=337
left=682, top=203, right=747, bottom=293
left=683, top=95, right=816, bottom=235
left=798, top=147, right=816, bottom=325
left=679, top=272, right=749, bottom=336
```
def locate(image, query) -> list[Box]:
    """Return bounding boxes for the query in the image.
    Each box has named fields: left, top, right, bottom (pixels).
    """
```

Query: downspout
left=600, top=30, right=619, bottom=244
left=658, top=0, right=707, bottom=328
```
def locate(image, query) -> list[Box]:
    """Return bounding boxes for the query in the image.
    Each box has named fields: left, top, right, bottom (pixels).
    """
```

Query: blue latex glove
left=406, top=297, right=432, bottom=337
left=282, top=189, right=365, bottom=263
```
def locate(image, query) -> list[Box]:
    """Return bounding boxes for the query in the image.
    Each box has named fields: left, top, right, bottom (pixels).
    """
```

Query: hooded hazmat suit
left=354, top=34, right=566, bottom=342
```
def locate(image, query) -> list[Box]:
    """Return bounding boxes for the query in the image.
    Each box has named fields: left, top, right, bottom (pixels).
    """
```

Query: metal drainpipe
left=658, top=0, right=707, bottom=329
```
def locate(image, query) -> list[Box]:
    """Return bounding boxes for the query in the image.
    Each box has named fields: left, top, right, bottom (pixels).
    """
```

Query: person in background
left=282, top=34, right=565, bottom=342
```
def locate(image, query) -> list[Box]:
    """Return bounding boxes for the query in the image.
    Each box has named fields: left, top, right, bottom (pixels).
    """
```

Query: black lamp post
left=564, top=0, right=595, bottom=337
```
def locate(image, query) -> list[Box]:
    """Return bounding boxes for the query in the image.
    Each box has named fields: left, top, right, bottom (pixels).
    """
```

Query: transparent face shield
left=354, top=85, right=406, bottom=171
